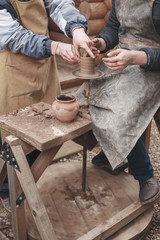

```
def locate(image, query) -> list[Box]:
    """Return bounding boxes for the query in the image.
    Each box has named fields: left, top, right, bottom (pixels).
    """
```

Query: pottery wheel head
left=72, top=69, right=104, bottom=79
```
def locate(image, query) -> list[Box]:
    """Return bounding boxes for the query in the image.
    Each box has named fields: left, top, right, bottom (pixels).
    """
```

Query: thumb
left=107, top=49, right=121, bottom=57
left=92, top=38, right=99, bottom=43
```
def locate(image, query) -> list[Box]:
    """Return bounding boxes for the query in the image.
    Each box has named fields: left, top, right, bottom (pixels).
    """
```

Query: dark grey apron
left=89, top=0, right=160, bottom=170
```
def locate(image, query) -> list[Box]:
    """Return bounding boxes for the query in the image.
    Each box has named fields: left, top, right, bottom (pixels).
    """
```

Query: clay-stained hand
left=102, top=49, right=147, bottom=72
left=72, top=28, right=98, bottom=58
left=92, top=38, right=106, bottom=52
left=55, top=42, right=79, bottom=64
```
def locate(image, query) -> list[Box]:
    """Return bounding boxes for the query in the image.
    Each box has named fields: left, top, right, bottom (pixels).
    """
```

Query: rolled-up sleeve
left=44, top=0, right=88, bottom=38
left=140, top=48, right=160, bottom=71
left=96, top=0, right=120, bottom=53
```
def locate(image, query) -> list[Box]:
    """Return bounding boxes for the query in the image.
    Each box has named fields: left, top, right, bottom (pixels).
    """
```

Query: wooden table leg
left=82, top=133, right=88, bottom=192
left=84, top=80, right=90, bottom=107
left=0, top=158, right=7, bottom=188
left=6, top=135, right=58, bottom=240
left=31, top=145, right=62, bottom=183
left=7, top=164, right=27, bottom=240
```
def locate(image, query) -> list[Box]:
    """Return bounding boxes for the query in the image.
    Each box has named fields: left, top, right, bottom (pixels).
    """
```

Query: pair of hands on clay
left=51, top=28, right=99, bottom=64
left=51, top=28, right=147, bottom=68
left=92, top=38, right=148, bottom=72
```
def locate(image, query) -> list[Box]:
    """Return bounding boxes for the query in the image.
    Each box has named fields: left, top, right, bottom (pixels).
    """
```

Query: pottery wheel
left=72, top=69, right=104, bottom=79
left=26, top=162, right=153, bottom=240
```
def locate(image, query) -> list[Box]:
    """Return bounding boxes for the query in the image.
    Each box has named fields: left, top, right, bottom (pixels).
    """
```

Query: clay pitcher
left=52, top=95, right=79, bottom=123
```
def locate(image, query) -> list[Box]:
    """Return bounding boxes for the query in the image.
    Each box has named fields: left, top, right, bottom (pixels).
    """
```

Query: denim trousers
left=0, top=134, right=153, bottom=198
left=127, top=138, right=153, bottom=181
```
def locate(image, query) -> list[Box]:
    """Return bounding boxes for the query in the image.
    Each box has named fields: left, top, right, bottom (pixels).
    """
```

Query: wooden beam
left=6, top=135, right=58, bottom=240
left=77, top=200, right=158, bottom=240
left=7, top=164, right=27, bottom=240
left=0, top=159, right=7, bottom=188
left=31, top=145, right=62, bottom=183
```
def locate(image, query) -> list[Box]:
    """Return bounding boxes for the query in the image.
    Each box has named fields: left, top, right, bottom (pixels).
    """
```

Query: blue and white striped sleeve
left=44, top=0, right=88, bottom=38
left=0, top=9, right=52, bottom=58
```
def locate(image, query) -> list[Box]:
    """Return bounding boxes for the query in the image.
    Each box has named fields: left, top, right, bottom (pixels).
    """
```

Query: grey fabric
left=88, top=0, right=160, bottom=170
left=97, top=0, right=160, bottom=71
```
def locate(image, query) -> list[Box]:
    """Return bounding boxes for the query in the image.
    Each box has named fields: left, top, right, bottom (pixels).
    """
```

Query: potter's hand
left=51, top=41, right=78, bottom=64
left=102, top=49, right=147, bottom=72
left=72, top=27, right=98, bottom=58
left=92, top=38, right=106, bottom=52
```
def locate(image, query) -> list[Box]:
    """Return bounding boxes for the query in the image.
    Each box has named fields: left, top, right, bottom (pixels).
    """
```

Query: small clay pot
left=52, top=95, right=79, bottom=123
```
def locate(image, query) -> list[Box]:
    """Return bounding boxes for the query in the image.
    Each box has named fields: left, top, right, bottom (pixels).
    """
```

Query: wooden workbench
left=0, top=102, right=91, bottom=240
left=0, top=102, right=157, bottom=240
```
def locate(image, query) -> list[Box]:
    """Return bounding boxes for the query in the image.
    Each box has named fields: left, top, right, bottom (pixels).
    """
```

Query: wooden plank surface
left=27, top=163, right=89, bottom=240
left=0, top=102, right=91, bottom=151
left=77, top=200, right=155, bottom=240
left=99, top=170, right=138, bottom=209
left=26, top=162, right=155, bottom=240
left=54, top=163, right=107, bottom=230
left=50, top=164, right=89, bottom=239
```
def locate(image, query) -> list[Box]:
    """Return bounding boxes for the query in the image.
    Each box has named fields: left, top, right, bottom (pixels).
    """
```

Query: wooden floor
left=26, top=162, right=153, bottom=240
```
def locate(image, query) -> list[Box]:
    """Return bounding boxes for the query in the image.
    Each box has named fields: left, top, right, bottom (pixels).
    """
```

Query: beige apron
left=0, top=0, right=61, bottom=116
left=89, top=0, right=160, bottom=169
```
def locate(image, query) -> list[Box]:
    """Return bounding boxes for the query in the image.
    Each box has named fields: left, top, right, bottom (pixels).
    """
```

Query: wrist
left=131, top=50, right=147, bottom=66
left=51, top=41, right=59, bottom=55
left=72, top=27, right=85, bottom=37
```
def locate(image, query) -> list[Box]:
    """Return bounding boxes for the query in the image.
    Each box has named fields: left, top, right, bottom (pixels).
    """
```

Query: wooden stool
left=0, top=102, right=157, bottom=240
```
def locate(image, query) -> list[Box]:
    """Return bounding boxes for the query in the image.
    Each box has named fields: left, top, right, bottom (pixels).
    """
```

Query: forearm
left=97, top=0, right=119, bottom=53
left=140, top=48, right=160, bottom=71
left=0, top=9, right=52, bottom=58
left=130, top=50, right=147, bottom=66
left=44, top=0, right=88, bottom=38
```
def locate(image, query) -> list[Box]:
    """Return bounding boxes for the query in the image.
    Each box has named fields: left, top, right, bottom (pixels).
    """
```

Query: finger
left=92, top=38, right=99, bottom=45
left=93, top=51, right=99, bottom=57
left=91, top=48, right=100, bottom=57
left=74, top=46, right=80, bottom=58
left=85, top=49, right=95, bottom=58
left=107, top=66, right=124, bottom=72
left=83, top=50, right=88, bottom=57
left=104, top=62, right=119, bottom=67
left=107, top=49, right=121, bottom=57
left=63, top=55, right=77, bottom=64
left=107, top=63, right=124, bottom=69
left=103, top=57, right=118, bottom=63
left=72, top=46, right=80, bottom=60
left=103, top=61, right=122, bottom=69
left=91, top=46, right=99, bottom=52
left=67, top=49, right=78, bottom=61
left=63, top=49, right=78, bottom=63
left=83, top=45, right=95, bottom=58
left=69, top=55, right=79, bottom=63
left=92, top=38, right=99, bottom=43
